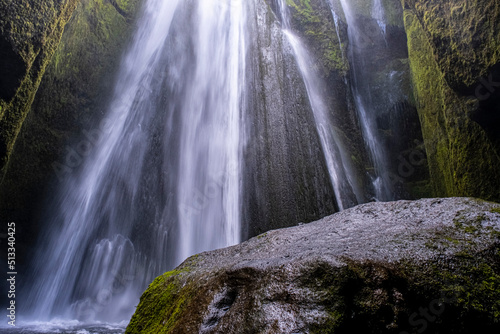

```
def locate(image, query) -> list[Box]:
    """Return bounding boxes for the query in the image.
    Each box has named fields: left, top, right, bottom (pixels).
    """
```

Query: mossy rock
left=285, top=0, right=349, bottom=76
left=0, top=0, right=80, bottom=176
left=403, top=2, right=500, bottom=202
left=0, top=0, right=143, bottom=263
left=403, top=0, right=500, bottom=91
left=126, top=198, right=500, bottom=333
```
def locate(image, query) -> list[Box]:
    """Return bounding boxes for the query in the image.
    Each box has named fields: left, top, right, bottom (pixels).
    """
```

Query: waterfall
left=339, top=0, right=395, bottom=201
left=326, top=1, right=345, bottom=62
left=22, top=0, right=247, bottom=323
left=372, top=0, right=387, bottom=39
left=17, top=0, right=413, bottom=328
left=175, top=0, right=246, bottom=265
left=278, top=0, right=363, bottom=210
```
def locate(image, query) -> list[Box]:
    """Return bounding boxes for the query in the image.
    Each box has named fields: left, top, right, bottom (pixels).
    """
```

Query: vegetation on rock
left=0, top=0, right=79, bottom=177
left=0, top=0, right=142, bottom=263
left=286, top=0, right=349, bottom=76
left=126, top=198, right=500, bottom=333
left=403, top=0, right=500, bottom=202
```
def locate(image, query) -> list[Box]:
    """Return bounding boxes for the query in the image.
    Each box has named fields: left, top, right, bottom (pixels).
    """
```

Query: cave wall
left=243, top=0, right=340, bottom=237
left=333, top=0, right=430, bottom=199
left=0, top=0, right=143, bottom=263
left=402, top=0, right=500, bottom=201
left=2, top=0, right=500, bottom=258
left=0, top=0, right=80, bottom=177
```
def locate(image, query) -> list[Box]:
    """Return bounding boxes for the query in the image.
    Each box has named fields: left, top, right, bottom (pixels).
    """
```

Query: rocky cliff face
left=330, top=0, right=428, bottom=199
left=243, top=0, right=424, bottom=236
left=0, top=0, right=142, bottom=262
left=126, top=198, right=500, bottom=333
left=0, top=0, right=79, bottom=176
left=402, top=0, right=500, bottom=201
left=243, top=0, right=361, bottom=237
left=3, top=0, right=499, bottom=220
left=0, top=0, right=499, bottom=330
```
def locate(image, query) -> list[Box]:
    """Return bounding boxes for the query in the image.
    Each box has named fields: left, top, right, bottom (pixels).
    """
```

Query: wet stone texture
left=127, top=197, right=500, bottom=334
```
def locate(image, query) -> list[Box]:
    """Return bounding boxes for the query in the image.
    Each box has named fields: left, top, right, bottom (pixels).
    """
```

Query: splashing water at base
left=21, top=0, right=247, bottom=324
left=18, top=0, right=410, bottom=328
left=0, top=320, right=127, bottom=334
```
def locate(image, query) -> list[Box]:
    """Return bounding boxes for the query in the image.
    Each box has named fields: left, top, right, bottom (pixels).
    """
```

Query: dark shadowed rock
left=403, top=0, right=500, bottom=201
left=0, top=0, right=80, bottom=176
left=126, top=197, right=500, bottom=333
left=0, top=0, right=143, bottom=265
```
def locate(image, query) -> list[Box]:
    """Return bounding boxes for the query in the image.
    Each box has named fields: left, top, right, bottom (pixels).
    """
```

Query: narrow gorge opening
left=12, top=0, right=427, bottom=328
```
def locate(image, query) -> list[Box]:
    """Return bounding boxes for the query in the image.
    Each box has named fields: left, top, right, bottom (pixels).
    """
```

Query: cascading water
left=22, top=0, right=247, bottom=324
left=13, top=0, right=415, bottom=331
left=338, top=0, right=395, bottom=201
left=278, top=0, right=363, bottom=210
left=372, top=0, right=387, bottom=39
left=175, top=0, right=246, bottom=266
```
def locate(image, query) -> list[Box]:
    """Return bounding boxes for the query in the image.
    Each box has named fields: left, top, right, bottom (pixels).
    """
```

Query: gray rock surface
left=243, top=0, right=341, bottom=237
left=126, top=197, right=500, bottom=333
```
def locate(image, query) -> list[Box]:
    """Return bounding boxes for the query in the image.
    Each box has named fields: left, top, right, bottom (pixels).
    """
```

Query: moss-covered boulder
left=126, top=197, right=500, bottom=333
left=0, top=0, right=80, bottom=177
left=403, top=0, right=500, bottom=202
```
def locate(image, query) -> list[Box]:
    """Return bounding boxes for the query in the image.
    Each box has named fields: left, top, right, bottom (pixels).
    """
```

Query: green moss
left=257, top=232, right=268, bottom=239
left=300, top=221, right=500, bottom=332
left=0, top=0, right=142, bottom=259
left=182, top=254, right=201, bottom=269
left=309, top=309, right=342, bottom=334
left=126, top=253, right=206, bottom=333
left=300, top=263, right=350, bottom=332
left=396, top=249, right=500, bottom=331
left=430, top=260, right=500, bottom=322
left=286, top=0, right=348, bottom=76
left=115, top=0, right=140, bottom=15
left=128, top=230, right=500, bottom=333
left=404, top=7, right=500, bottom=202
left=0, top=0, right=143, bottom=179
left=126, top=269, right=196, bottom=334
left=0, top=0, right=80, bottom=177
left=454, top=217, right=482, bottom=235
left=408, top=0, right=500, bottom=90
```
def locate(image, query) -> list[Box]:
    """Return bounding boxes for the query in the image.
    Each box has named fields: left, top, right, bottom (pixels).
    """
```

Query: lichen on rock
left=126, top=198, right=500, bottom=333
left=0, top=0, right=80, bottom=177
left=403, top=0, right=500, bottom=202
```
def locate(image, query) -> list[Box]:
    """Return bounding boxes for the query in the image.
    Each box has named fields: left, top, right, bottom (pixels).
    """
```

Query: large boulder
left=126, top=197, right=500, bottom=333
